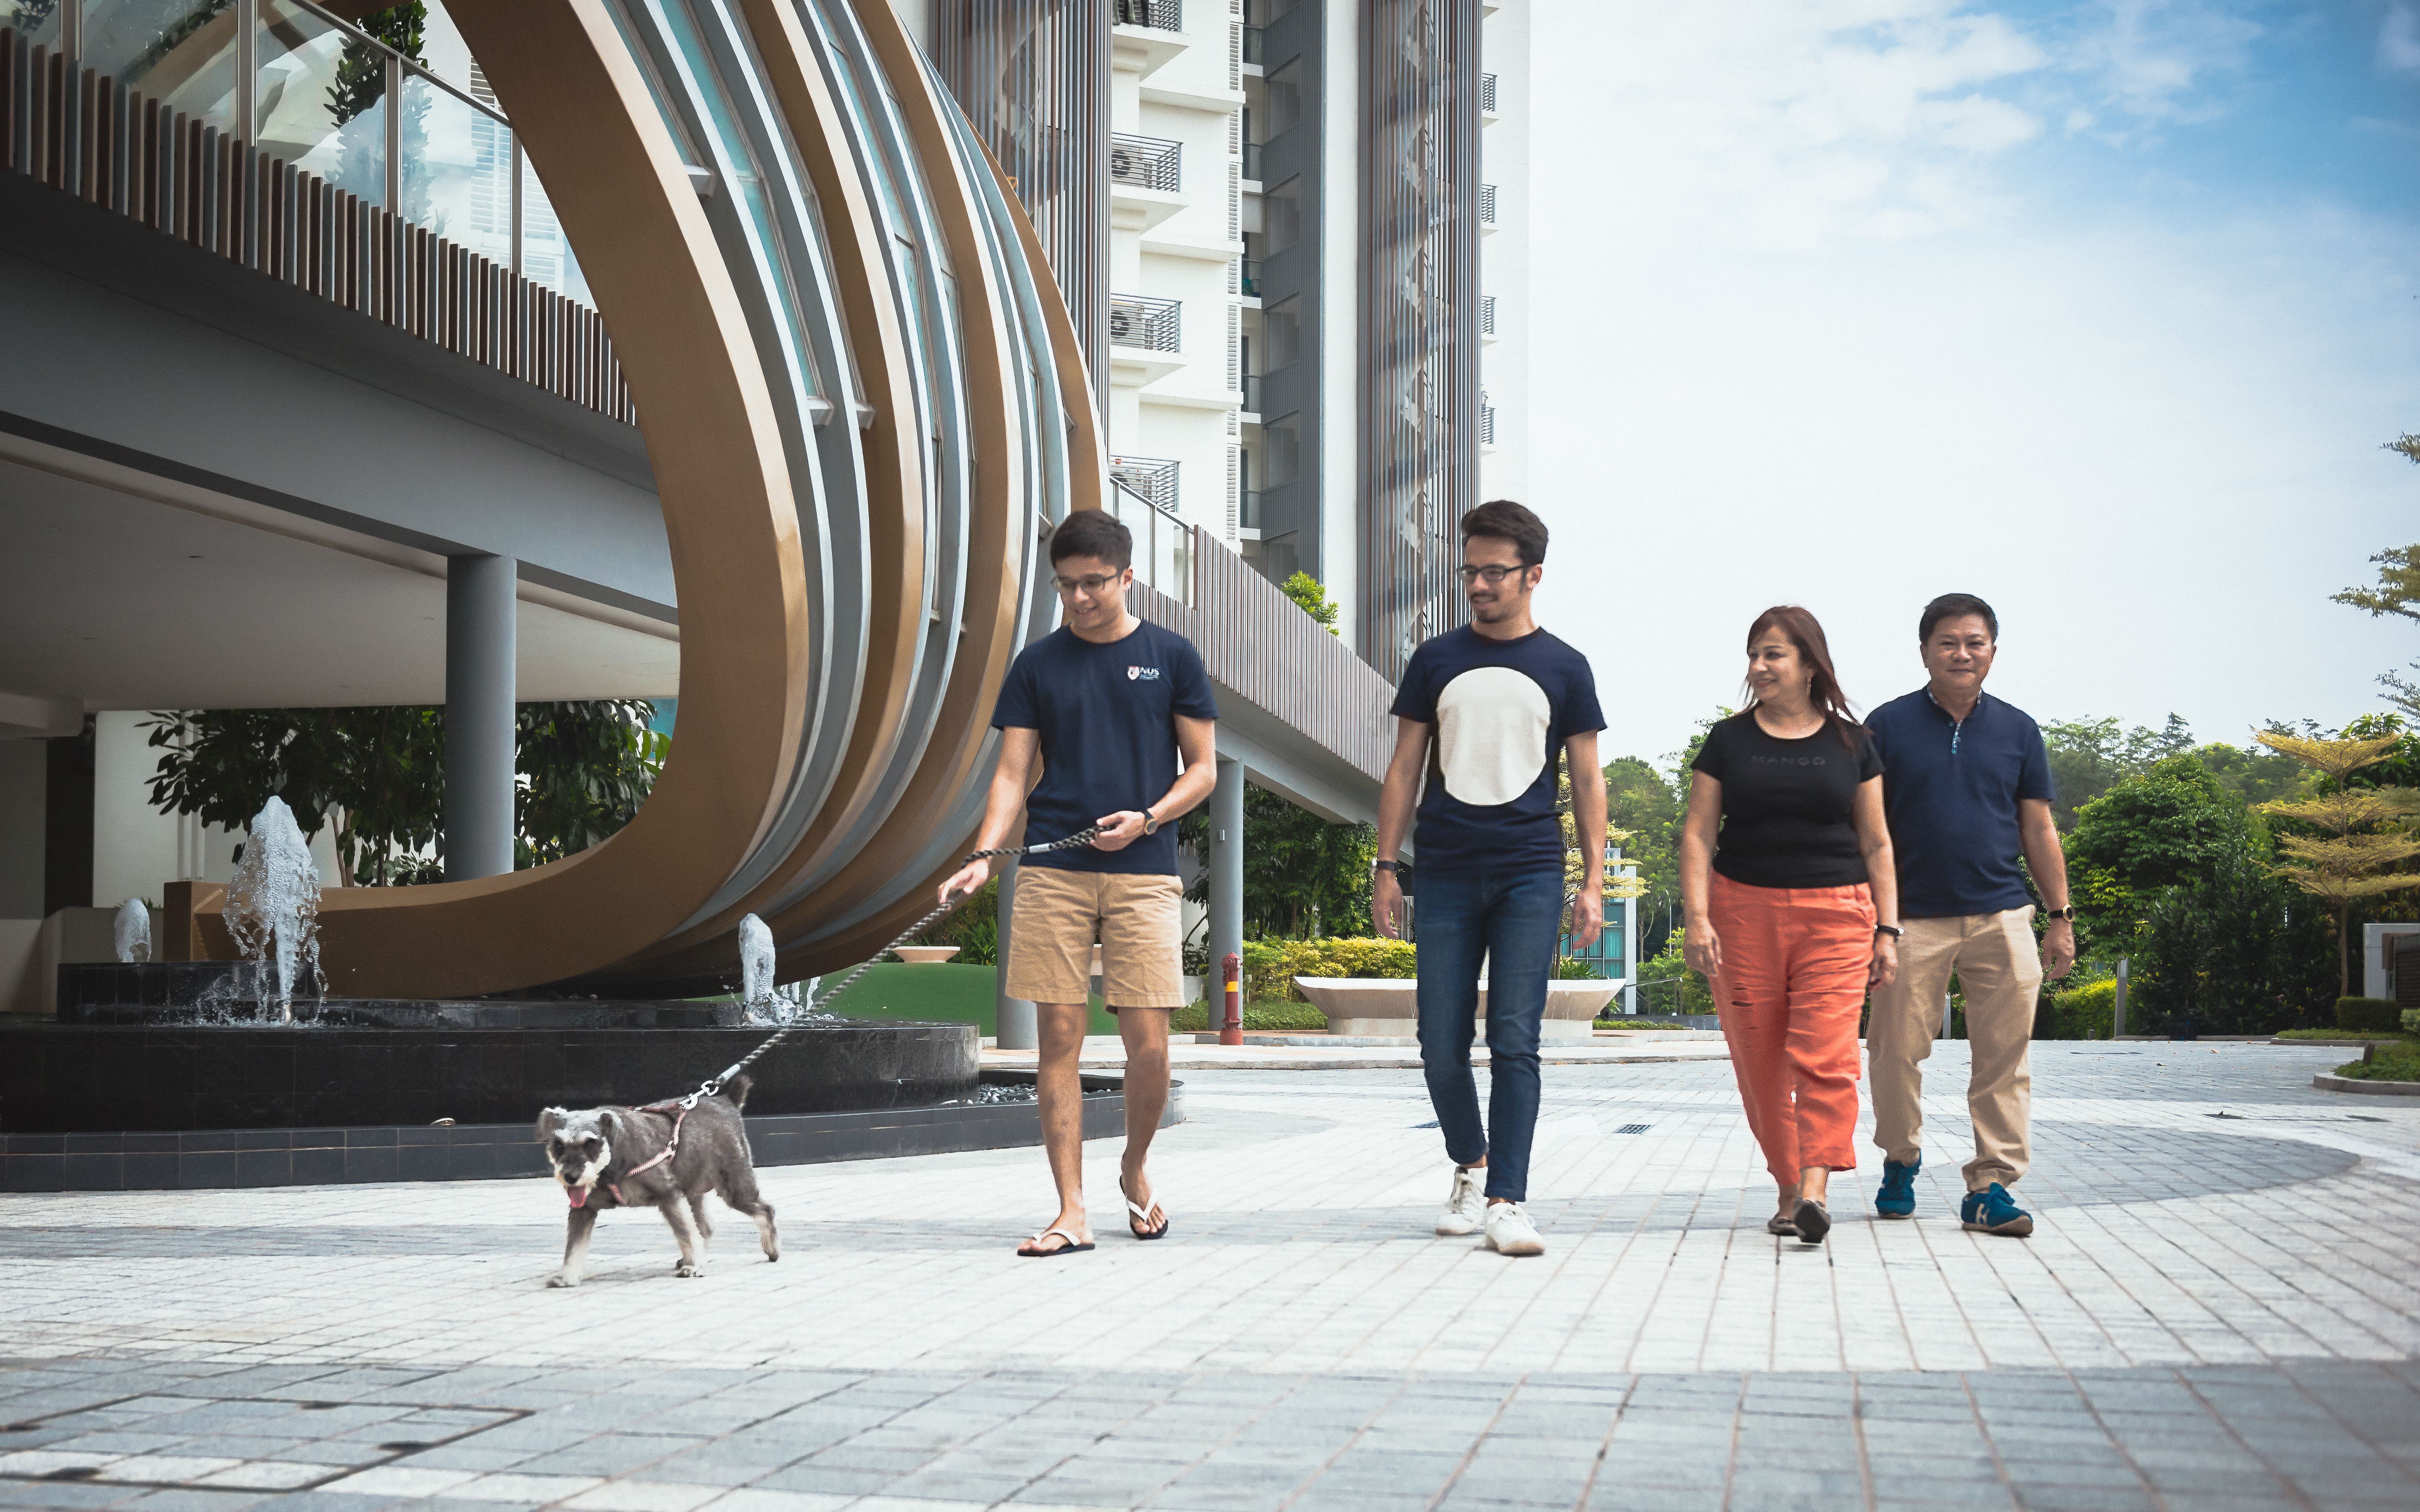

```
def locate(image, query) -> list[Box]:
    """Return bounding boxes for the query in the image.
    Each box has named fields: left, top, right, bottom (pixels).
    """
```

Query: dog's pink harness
left=593, top=1101, right=688, bottom=1208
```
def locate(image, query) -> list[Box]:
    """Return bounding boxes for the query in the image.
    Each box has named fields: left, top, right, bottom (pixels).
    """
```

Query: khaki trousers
left=1868, top=907, right=2042, bottom=1190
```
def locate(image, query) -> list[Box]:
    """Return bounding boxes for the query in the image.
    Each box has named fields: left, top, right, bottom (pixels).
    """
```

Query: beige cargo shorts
left=1004, top=865, right=1186, bottom=1009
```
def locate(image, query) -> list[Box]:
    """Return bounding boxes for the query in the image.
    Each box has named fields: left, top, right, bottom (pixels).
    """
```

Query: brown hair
left=1742, top=605, right=1861, bottom=750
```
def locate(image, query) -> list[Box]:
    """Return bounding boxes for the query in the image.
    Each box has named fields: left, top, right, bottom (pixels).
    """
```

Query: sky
left=1526, top=0, right=2420, bottom=769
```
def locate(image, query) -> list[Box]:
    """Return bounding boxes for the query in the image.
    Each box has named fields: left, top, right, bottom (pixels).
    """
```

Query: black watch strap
left=2040, top=906, right=2073, bottom=921
left=1373, top=859, right=1400, bottom=873
left=1874, top=924, right=1904, bottom=939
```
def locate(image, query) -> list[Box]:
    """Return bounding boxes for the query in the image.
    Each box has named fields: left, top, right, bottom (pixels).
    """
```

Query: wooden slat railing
left=1132, top=525, right=1396, bottom=786
left=0, top=26, right=634, bottom=426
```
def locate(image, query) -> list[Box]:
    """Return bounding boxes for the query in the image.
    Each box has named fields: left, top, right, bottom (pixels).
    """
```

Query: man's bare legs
left=1118, top=1007, right=1171, bottom=1234
left=1018, top=1000, right=1093, bottom=1255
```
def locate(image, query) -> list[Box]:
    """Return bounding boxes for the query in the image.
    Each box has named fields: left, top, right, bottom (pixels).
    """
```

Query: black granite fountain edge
left=0, top=1072, right=1181, bottom=1193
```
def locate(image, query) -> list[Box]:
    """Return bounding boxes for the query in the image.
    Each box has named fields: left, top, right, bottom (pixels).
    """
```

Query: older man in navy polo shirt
left=1864, top=594, right=2077, bottom=1238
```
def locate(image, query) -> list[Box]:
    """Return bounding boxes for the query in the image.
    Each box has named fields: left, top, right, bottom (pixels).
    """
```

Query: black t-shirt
left=991, top=618, right=1219, bottom=875
left=1690, top=712, right=1884, bottom=889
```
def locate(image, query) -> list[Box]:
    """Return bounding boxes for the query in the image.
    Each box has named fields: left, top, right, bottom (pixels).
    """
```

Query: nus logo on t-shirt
left=1127, top=666, right=1161, bottom=681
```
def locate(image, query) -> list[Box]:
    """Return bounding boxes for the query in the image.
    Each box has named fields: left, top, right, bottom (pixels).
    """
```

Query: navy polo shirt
left=1864, top=689, right=2057, bottom=919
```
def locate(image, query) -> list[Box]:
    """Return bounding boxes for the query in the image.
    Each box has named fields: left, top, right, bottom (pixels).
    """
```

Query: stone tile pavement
left=1, top=1043, right=2415, bottom=1510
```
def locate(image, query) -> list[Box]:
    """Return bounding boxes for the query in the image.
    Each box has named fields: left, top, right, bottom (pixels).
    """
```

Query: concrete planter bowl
left=892, top=946, right=962, bottom=964
left=1293, top=977, right=1617, bottom=1040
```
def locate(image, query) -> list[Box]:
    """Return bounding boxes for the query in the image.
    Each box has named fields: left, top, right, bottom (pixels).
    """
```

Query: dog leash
left=672, top=825, right=1106, bottom=1111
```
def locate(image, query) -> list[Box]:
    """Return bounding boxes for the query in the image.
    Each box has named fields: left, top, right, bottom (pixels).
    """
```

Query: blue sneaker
left=1960, top=1182, right=2034, bottom=1237
left=1875, top=1158, right=1919, bottom=1219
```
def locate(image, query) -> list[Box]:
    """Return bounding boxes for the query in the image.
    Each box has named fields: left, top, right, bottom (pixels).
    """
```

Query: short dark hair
left=1460, top=499, right=1548, bottom=565
left=1049, top=509, right=1132, bottom=571
left=1919, top=593, right=1998, bottom=643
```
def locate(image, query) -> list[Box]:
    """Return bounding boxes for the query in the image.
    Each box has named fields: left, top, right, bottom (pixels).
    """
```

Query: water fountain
left=111, top=898, right=150, bottom=964
left=0, top=826, right=1165, bottom=1193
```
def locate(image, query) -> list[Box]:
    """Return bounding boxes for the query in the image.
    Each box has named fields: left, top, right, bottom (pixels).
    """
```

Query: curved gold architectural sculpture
left=299, top=0, right=1102, bottom=999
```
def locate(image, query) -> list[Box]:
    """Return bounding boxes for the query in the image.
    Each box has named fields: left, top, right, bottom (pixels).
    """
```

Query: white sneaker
left=1434, top=1166, right=1486, bottom=1236
left=1484, top=1201, right=1546, bottom=1256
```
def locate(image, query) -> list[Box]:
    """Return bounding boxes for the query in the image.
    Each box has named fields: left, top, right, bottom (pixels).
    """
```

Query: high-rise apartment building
left=921, top=0, right=1524, bottom=683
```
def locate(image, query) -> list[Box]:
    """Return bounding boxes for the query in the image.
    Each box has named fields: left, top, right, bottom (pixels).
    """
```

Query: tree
left=2063, top=756, right=2262, bottom=949
left=2040, top=714, right=2194, bottom=827
left=143, top=701, right=665, bottom=883
left=1555, top=770, right=1646, bottom=909
left=1179, top=785, right=1373, bottom=940
left=1279, top=572, right=1341, bottom=637
left=2331, top=433, right=2420, bottom=719
left=1603, top=756, right=1679, bottom=954
left=2133, top=847, right=2334, bottom=1035
left=2253, top=730, right=2420, bottom=997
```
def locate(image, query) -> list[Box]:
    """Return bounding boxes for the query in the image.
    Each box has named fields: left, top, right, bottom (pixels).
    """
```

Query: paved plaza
left=2, top=1042, right=2417, bottom=1511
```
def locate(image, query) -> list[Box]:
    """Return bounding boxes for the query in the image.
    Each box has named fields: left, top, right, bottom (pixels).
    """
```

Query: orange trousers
left=1708, top=873, right=1873, bottom=1183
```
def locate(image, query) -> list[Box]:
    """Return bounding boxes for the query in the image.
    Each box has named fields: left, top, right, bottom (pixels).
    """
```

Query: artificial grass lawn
left=815, top=962, right=1121, bottom=1038
left=1170, top=1001, right=1329, bottom=1032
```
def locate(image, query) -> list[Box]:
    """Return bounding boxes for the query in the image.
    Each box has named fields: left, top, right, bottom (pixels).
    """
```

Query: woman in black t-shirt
left=1679, top=606, right=1900, bottom=1246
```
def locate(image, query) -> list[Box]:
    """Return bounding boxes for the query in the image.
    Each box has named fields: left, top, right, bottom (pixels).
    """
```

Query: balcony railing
left=1109, top=455, right=1181, bottom=513
left=1479, top=393, right=1496, bottom=447
left=1240, top=141, right=1262, bottom=180
left=1115, top=0, right=1182, bottom=30
left=1241, top=489, right=1263, bottom=530
left=1109, top=132, right=1181, bottom=192
left=1480, top=294, right=1496, bottom=336
left=1479, top=183, right=1497, bottom=226
left=1105, top=469, right=1191, bottom=605
left=1480, top=72, right=1498, bottom=114
left=1242, top=373, right=1263, bottom=414
left=1240, top=258, right=1262, bottom=296
left=1109, top=292, right=1182, bottom=352
left=1242, top=24, right=1264, bottom=64
left=0, top=3, right=630, bottom=424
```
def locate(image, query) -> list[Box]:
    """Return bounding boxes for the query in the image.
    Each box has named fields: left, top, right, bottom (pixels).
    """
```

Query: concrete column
left=1207, top=757, right=1244, bottom=986
left=444, top=554, right=518, bottom=881
left=994, top=857, right=1036, bottom=1049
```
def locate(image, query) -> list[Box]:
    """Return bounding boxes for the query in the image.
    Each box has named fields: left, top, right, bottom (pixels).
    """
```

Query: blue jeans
left=1414, top=867, right=1563, bottom=1202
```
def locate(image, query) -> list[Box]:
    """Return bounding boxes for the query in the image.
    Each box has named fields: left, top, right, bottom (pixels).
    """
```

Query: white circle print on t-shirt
left=1434, top=666, right=1553, bottom=808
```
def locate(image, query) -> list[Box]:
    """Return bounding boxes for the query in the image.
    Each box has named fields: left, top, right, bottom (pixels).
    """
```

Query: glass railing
left=18, top=0, right=590, bottom=300
left=1104, top=474, right=1192, bottom=606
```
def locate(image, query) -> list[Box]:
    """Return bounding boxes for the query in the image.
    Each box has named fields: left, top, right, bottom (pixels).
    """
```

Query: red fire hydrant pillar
left=1220, top=951, right=1243, bottom=1046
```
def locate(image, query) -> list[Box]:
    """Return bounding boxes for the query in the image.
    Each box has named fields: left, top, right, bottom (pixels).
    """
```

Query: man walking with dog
left=1863, top=593, right=2076, bottom=1238
left=1373, top=500, right=1606, bottom=1258
left=940, top=509, right=1217, bottom=1256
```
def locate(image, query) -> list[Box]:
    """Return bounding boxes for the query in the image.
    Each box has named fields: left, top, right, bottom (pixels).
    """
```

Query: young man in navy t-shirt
left=940, top=509, right=1218, bottom=1258
left=1374, top=500, right=1607, bottom=1258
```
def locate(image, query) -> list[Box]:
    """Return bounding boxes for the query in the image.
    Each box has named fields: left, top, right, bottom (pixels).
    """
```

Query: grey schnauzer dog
left=536, top=1074, right=779, bottom=1287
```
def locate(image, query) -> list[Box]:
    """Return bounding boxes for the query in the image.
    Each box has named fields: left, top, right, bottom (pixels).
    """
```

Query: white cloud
left=2382, top=4, right=2420, bottom=75
left=1525, top=4, right=2420, bottom=760
left=2067, top=0, right=2263, bottom=124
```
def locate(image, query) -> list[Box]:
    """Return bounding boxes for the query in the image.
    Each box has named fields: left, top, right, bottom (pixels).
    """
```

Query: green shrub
left=1243, top=937, right=1417, bottom=1002
left=1630, top=928, right=1713, bottom=1017
left=2334, top=1043, right=2420, bottom=1082
left=2043, top=979, right=2116, bottom=1040
left=1170, top=1001, right=1329, bottom=1032
left=2336, top=997, right=2403, bottom=1033
left=2407, top=1008, right=2420, bottom=1035
left=1555, top=957, right=1606, bottom=981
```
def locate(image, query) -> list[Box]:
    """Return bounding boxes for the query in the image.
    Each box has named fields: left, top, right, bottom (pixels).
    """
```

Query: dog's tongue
left=566, top=1186, right=588, bottom=1209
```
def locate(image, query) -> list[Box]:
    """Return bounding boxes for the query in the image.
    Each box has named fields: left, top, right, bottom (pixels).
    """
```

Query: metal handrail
left=1479, top=182, right=1497, bottom=224
left=1108, top=456, right=1181, bottom=513
left=285, top=0, right=511, bottom=130
left=1114, top=0, right=1183, bottom=31
left=1108, top=131, right=1181, bottom=192
left=1480, top=72, right=1497, bottom=114
left=1109, top=292, right=1182, bottom=352
left=1480, top=294, right=1495, bottom=336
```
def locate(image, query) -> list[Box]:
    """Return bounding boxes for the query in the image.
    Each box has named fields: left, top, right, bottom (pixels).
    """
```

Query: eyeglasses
left=1053, top=572, right=1125, bottom=595
left=1456, top=563, right=1529, bottom=584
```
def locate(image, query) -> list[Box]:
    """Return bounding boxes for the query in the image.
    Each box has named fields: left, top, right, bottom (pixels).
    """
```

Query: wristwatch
left=1140, top=809, right=1159, bottom=836
left=1373, top=859, right=1401, bottom=873
left=1874, top=924, right=1904, bottom=939
left=2040, top=906, right=2074, bottom=921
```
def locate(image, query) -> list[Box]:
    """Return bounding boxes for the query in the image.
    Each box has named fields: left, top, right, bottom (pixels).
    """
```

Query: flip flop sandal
left=1121, top=1176, right=1170, bottom=1240
left=1765, top=1213, right=1797, bottom=1236
left=1019, top=1226, right=1094, bottom=1258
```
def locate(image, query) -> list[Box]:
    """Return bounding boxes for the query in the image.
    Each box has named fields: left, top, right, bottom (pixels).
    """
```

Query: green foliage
left=1632, top=928, right=1714, bottom=1017
left=327, top=3, right=426, bottom=127
left=1278, top=572, right=1341, bottom=636
left=1242, top=936, right=1416, bottom=1002
left=1170, top=1001, right=1328, bottom=1032
left=2333, top=1043, right=2420, bottom=1082
left=1603, top=755, right=1679, bottom=953
left=1554, top=956, right=1604, bottom=980
left=144, top=700, right=664, bottom=883
left=913, top=877, right=999, bottom=964
left=2068, top=757, right=2259, bottom=896
left=2040, top=715, right=2194, bottom=826
left=2132, top=849, right=2334, bottom=1035
left=1180, top=785, right=1374, bottom=939
left=2334, top=996, right=2403, bottom=1033
left=2043, top=979, right=2116, bottom=1040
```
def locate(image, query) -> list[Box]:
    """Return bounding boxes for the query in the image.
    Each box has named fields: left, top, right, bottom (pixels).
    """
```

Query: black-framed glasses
left=1456, top=563, right=1528, bottom=584
left=1054, top=572, right=1125, bottom=595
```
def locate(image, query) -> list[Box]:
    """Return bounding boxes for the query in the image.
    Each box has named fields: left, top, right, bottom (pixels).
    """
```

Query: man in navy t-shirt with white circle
left=939, top=510, right=1218, bottom=1258
left=1374, top=500, right=1607, bottom=1258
